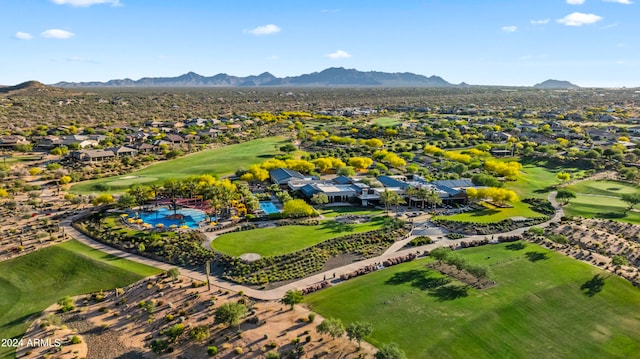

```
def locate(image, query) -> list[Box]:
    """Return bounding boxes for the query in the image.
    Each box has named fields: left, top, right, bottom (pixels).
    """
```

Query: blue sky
left=2, top=0, right=638, bottom=87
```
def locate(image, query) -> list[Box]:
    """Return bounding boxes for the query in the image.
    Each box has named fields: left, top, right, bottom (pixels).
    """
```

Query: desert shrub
left=207, top=346, right=218, bottom=356
left=547, top=234, right=568, bottom=244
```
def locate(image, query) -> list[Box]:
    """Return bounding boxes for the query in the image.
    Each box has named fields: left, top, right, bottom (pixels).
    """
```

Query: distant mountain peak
left=533, top=79, right=579, bottom=89
left=52, top=68, right=455, bottom=88
left=0, top=80, right=63, bottom=94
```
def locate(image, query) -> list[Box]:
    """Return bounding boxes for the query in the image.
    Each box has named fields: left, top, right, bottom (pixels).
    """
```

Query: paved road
left=61, top=192, right=565, bottom=301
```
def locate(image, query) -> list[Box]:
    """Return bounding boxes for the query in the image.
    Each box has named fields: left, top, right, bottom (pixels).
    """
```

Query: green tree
left=430, top=247, right=452, bottom=263
left=214, top=302, right=247, bottom=329
left=280, top=143, right=297, bottom=153
left=346, top=321, right=373, bottom=349
left=556, top=172, right=571, bottom=182
left=621, top=193, right=640, bottom=213
left=117, top=194, right=136, bottom=209
left=375, top=342, right=407, bottom=359
left=281, top=289, right=304, bottom=310
left=316, top=317, right=344, bottom=340
left=283, top=199, right=316, bottom=218
left=310, top=193, right=329, bottom=205
left=168, top=267, right=180, bottom=280
left=555, top=189, right=576, bottom=205
left=92, top=193, right=115, bottom=206
left=337, top=165, right=357, bottom=176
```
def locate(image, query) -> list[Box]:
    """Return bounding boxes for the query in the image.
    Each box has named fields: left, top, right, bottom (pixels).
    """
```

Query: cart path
left=62, top=192, right=564, bottom=301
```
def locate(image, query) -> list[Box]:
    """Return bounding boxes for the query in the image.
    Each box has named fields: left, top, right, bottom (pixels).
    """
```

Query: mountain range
left=41, top=68, right=577, bottom=89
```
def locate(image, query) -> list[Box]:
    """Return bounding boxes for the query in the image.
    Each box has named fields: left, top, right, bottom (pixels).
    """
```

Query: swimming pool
left=259, top=201, right=280, bottom=215
left=138, top=207, right=207, bottom=228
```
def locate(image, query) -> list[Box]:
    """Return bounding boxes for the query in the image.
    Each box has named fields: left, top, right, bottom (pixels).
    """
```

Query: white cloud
left=566, top=0, right=586, bottom=4
left=41, top=29, right=75, bottom=39
left=14, top=32, right=33, bottom=40
left=245, top=24, right=281, bottom=36
left=604, top=0, right=633, bottom=4
left=501, top=25, right=517, bottom=32
left=326, top=50, right=352, bottom=59
left=530, top=19, right=550, bottom=25
left=51, top=0, right=121, bottom=6
left=66, top=56, right=98, bottom=63
left=557, top=12, right=603, bottom=26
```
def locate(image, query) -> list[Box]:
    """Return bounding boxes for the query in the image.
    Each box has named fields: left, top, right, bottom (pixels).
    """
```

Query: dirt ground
left=18, top=274, right=376, bottom=359
left=532, top=218, right=640, bottom=286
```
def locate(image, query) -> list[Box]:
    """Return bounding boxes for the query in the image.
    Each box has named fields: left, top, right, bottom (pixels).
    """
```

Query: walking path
left=61, top=192, right=565, bottom=301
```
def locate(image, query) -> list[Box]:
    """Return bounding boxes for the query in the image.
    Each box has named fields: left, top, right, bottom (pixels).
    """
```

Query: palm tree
left=163, top=179, right=182, bottom=215
left=425, top=189, right=442, bottom=210
left=415, top=187, right=431, bottom=210
left=389, top=192, right=406, bottom=216
left=380, top=189, right=393, bottom=215
left=405, top=187, right=417, bottom=208
left=149, top=184, right=162, bottom=208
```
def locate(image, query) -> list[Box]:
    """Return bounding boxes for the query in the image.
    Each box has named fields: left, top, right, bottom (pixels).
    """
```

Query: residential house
left=107, top=146, right=139, bottom=157
left=0, top=135, right=29, bottom=149
left=270, top=168, right=306, bottom=185
left=70, top=149, right=115, bottom=162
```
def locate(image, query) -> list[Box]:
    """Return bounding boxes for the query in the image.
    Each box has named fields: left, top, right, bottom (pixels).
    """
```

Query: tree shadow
left=321, top=221, right=355, bottom=233
left=385, top=269, right=429, bottom=286
left=525, top=251, right=548, bottom=262
left=595, top=212, right=626, bottom=219
left=472, top=209, right=499, bottom=217
left=581, top=274, right=606, bottom=297
left=506, top=242, right=526, bottom=251
left=385, top=269, right=451, bottom=291
left=533, top=186, right=557, bottom=194
left=429, top=284, right=469, bottom=301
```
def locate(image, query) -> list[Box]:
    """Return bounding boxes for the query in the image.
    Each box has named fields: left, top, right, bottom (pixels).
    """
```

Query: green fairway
left=211, top=218, right=386, bottom=257
left=437, top=201, right=540, bottom=223
left=306, top=242, right=640, bottom=358
left=564, top=194, right=640, bottom=224
left=372, top=116, right=402, bottom=126
left=2, top=155, right=41, bottom=165
left=0, top=240, right=161, bottom=358
left=70, top=136, right=286, bottom=194
left=563, top=180, right=640, bottom=224
left=566, top=179, right=640, bottom=197
left=505, top=160, right=586, bottom=199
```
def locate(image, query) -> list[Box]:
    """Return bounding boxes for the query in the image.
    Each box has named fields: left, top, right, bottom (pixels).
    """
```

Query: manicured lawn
left=372, top=116, right=402, bottom=126
left=0, top=240, right=161, bottom=358
left=564, top=194, right=640, bottom=224
left=320, top=206, right=384, bottom=218
left=436, top=201, right=541, bottom=223
left=211, top=218, right=386, bottom=257
left=566, top=179, right=640, bottom=197
left=70, top=136, right=286, bottom=194
left=563, top=180, right=640, bottom=224
left=2, top=155, right=41, bottom=165
left=505, top=160, right=587, bottom=199
left=306, top=242, right=640, bottom=359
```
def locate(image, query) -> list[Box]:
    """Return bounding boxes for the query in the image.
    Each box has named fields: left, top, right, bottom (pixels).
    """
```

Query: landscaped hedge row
left=432, top=216, right=549, bottom=235
left=522, top=198, right=556, bottom=216
left=340, top=253, right=417, bottom=281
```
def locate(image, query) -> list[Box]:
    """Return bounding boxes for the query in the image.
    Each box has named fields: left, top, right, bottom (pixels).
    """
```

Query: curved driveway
left=62, top=192, right=564, bottom=301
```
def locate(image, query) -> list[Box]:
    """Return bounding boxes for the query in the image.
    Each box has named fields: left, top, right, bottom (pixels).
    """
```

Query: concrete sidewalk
left=61, top=192, right=564, bottom=301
